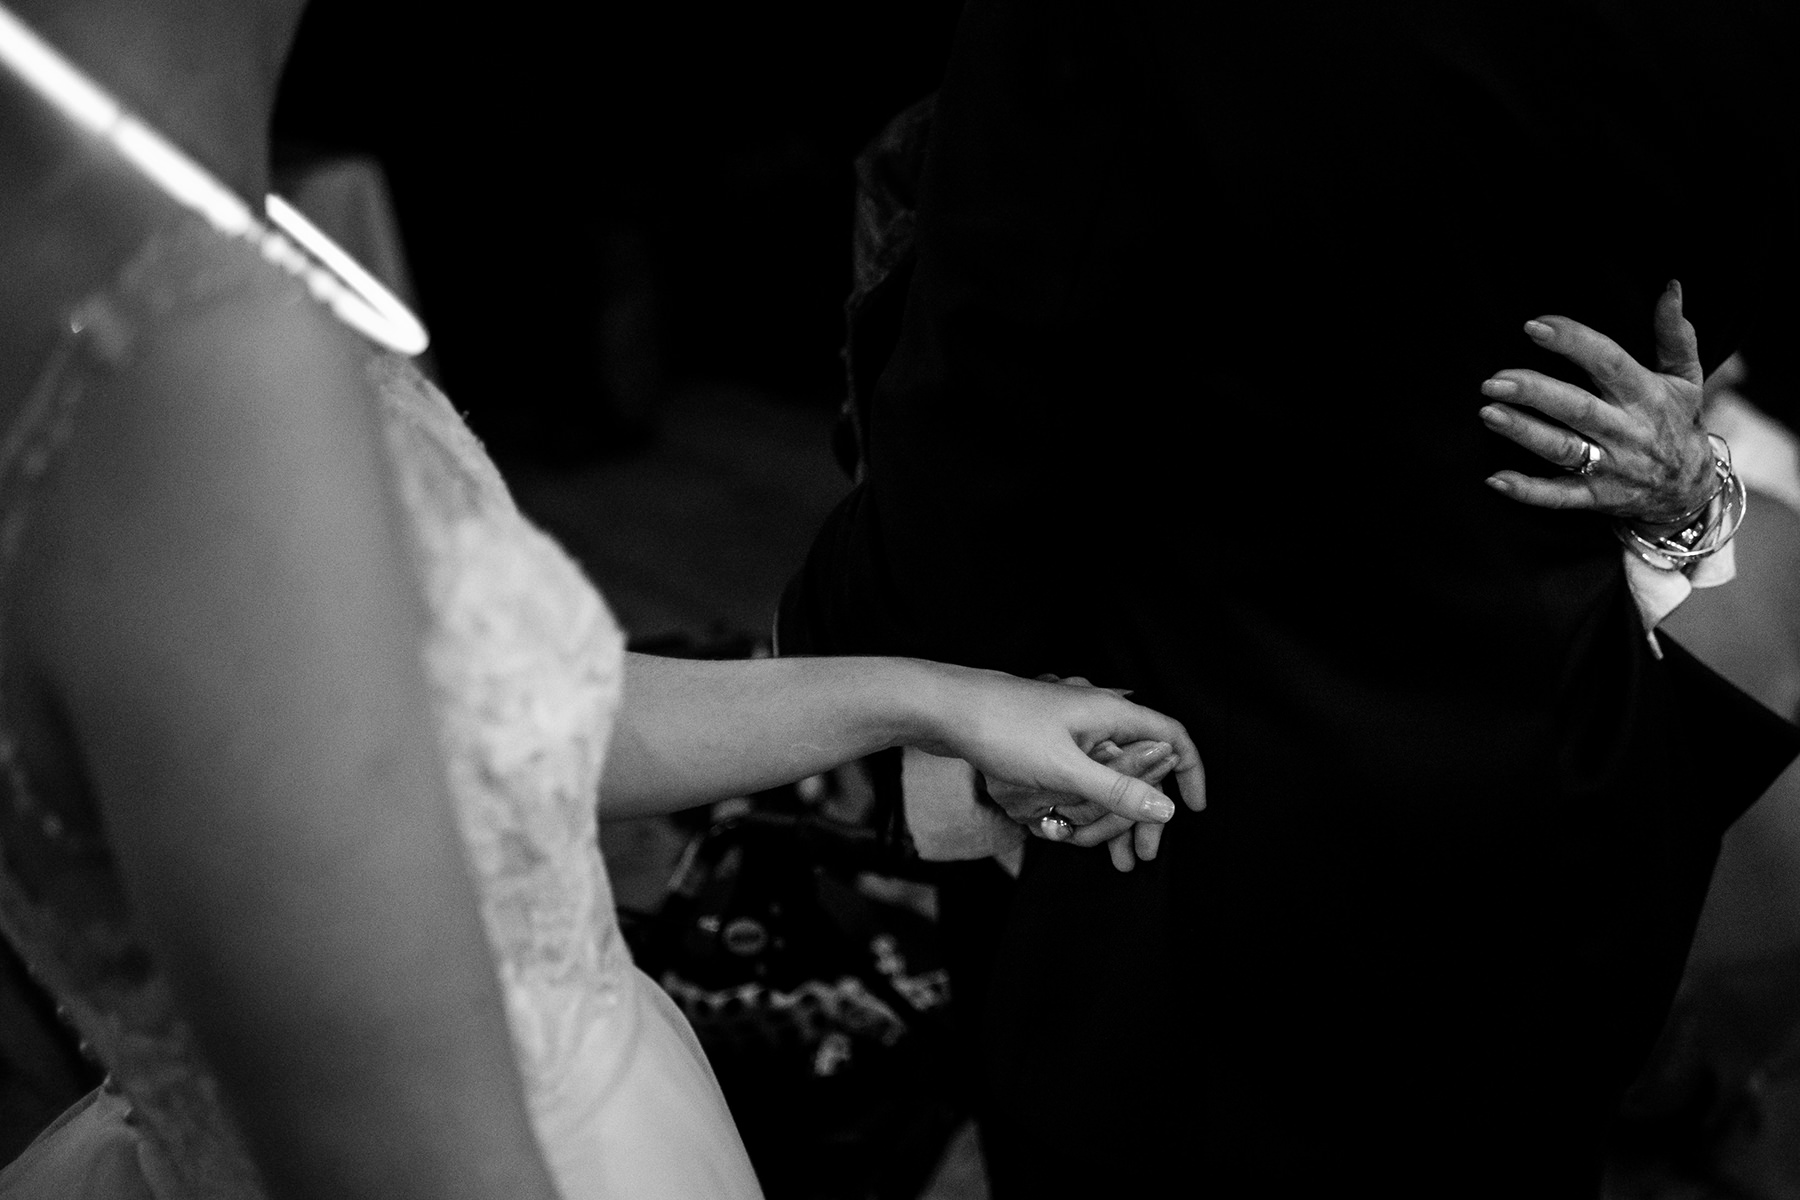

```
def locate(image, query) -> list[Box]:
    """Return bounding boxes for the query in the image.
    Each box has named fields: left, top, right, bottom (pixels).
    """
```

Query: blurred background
left=5, top=4, right=1800, bottom=1197
left=272, top=0, right=964, bottom=470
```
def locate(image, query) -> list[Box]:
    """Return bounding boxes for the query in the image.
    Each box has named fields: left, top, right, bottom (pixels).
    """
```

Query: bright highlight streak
left=265, top=195, right=429, bottom=356
left=0, top=4, right=430, bottom=357
left=0, top=6, right=119, bottom=134
left=112, top=121, right=256, bottom=236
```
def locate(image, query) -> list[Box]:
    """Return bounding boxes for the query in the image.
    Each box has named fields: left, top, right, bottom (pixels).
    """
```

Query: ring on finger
left=1571, top=437, right=1602, bottom=477
left=1034, top=806, right=1073, bottom=841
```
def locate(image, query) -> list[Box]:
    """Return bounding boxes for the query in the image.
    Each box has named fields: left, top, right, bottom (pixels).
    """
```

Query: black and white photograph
left=1, top=2, right=1799, bottom=1197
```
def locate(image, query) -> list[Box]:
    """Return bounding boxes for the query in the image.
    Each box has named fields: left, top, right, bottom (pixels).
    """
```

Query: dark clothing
left=782, top=2, right=1800, bottom=1193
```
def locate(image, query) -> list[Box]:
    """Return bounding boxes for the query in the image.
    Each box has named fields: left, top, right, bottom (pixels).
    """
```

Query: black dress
left=782, top=2, right=1800, bottom=1193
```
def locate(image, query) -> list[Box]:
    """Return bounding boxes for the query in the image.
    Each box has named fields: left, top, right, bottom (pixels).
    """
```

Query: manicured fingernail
left=1480, top=378, right=1517, bottom=399
left=1145, top=796, right=1176, bottom=821
left=1523, top=320, right=1554, bottom=341
left=1092, top=740, right=1121, bottom=761
left=1485, top=475, right=1507, bottom=490
left=1478, top=405, right=1507, bottom=426
left=1137, top=741, right=1172, bottom=761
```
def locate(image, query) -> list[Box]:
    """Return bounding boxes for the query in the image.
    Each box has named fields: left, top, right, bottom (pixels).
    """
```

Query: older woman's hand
left=1478, top=280, right=1715, bottom=525
left=979, top=676, right=1195, bottom=872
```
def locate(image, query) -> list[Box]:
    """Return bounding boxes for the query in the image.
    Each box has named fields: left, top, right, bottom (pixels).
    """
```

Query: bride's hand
left=912, top=668, right=1205, bottom=869
left=1478, top=280, right=1715, bottom=525
left=991, top=734, right=1181, bottom=872
left=980, top=676, right=1185, bottom=872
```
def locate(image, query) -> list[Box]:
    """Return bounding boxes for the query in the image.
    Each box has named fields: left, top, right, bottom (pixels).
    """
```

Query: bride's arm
left=599, top=652, right=1204, bottom=823
left=27, top=303, right=560, bottom=1200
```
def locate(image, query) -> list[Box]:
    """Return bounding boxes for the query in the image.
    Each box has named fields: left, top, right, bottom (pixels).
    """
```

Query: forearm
left=599, top=653, right=948, bottom=817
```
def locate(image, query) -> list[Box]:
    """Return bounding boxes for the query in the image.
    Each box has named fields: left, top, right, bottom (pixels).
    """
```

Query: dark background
left=273, top=1, right=965, bottom=462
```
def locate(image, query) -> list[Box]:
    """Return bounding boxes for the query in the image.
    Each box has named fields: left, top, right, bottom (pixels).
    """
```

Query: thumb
left=1058, top=754, right=1178, bottom=823
left=1654, top=279, right=1702, bottom=386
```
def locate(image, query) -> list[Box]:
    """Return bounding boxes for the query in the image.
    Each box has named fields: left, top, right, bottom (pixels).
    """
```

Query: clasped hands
left=919, top=667, right=1203, bottom=873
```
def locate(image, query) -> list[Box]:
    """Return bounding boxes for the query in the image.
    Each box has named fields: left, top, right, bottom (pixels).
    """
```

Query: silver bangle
left=1615, top=456, right=1747, bottom=571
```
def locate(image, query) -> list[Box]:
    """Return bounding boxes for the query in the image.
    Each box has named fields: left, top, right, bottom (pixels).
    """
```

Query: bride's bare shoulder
left=15, top=276, right=424, bottom=703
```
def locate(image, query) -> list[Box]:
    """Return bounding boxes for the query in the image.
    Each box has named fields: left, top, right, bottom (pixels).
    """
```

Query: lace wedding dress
left=0, top=222, right=761, bottom=1199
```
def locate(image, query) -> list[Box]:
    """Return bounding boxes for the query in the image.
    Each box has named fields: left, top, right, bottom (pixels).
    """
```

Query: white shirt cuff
left=900, top=747, right=1025, bottom=875
left=1623, top=537, right=1736, bottom=659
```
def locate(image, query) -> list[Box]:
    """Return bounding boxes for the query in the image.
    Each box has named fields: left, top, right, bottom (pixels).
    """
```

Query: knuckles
left=1105, top=771, right=1137, bottom=815
left=1593, top=348, right=1632, bottom=385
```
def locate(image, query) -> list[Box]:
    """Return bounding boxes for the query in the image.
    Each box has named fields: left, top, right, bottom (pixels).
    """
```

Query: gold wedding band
left=1035, top=807, right=1073, bottom=841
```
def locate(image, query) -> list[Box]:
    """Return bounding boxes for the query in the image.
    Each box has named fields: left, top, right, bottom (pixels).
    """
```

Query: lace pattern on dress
left=372, top=355, right=631, bottom=1091
left=0, top=218, right=634, bottom=1195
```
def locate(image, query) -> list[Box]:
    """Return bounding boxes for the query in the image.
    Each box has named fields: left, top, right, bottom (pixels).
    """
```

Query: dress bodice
left=0, top=221, right=631, bottom=1197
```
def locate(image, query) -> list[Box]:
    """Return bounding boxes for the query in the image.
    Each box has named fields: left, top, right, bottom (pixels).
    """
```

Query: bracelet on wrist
left=1614, top=434, right=1746, bottom=573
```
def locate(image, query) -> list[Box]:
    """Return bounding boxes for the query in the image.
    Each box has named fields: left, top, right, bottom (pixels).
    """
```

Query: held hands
left=991, top=734, right=1181, bottom=872
left=920, top=672, right=1201, bottom=873
left=1479, top=280, right=1715, bottom=525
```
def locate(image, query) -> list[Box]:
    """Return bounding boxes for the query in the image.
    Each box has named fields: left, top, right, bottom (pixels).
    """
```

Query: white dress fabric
left=0, top=221, right=761, bottom=1199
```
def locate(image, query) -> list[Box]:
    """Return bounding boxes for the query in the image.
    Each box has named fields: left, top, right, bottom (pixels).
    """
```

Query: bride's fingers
left=1477, top=402, right=1596, bottom=471
left=1521, top=314, right=1655, bottom=404
left=1053, top=752, right=1176, bottom=824
left=1479, top=371, right=1630, bottom=441
left=1071, top=813, right=1133, bottom=847
left=999, top=742, right=1172, bottom=835
left=1134, top=820, right=1162, bottom=862
left=1087, top=702, right=1205, bottom=812
left=1484, top=470, right=1595, bottom=510
left=1068, top=755, right=1176, bottom=847
left=1653, top=280, right=1703, bottom=386
left=1069, top=763, right=1175, bottom=846
left=1172, top=748, right=1206, bottom=812
left=1108, top=740, right=1173, bottom=775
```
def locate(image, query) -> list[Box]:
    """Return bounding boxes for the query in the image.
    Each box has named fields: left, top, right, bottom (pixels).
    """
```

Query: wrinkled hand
left=1478, top=280, right=1714, bottom=525
left=978, top=676, right=1198, bottom=873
